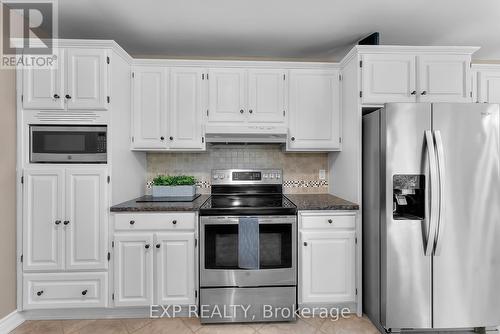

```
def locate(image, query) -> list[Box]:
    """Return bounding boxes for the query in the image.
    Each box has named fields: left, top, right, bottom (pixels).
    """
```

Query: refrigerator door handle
left=433, top=130, right=446, bottom=256
left=425, top=130, right=439, bottom=256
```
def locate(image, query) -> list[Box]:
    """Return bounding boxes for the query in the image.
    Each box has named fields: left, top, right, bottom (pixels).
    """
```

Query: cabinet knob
left=328, top=219, right=333, bottom=224
left=240, top=109, right=244, bottom=114
left=65, top=94, right=72, bottom=99
left=36, top=290, right=44, bottom=296
left=156, top=244, right=161, bottom=249
left=81, top=289, right=88, bottom=296
left=63, top=220, right=70, bottom=225
left=55, top=220, right=61, bottom=225
left=172, top=220, right=177, bottom=225
left=145, top=244, right=150, bottom=249
left=410, top=90, right=416, bottom=95
left=421, top=91, right=427, bottom=95
left=129, top=220, right=135, bottom=225
left=249, top=109, right=253, bottom=114
left=303, top=242, right=308, bottom=246
left=160, top=136, right=165, bottom=141
left=53, top=94, right=60, bottom=99
left=169, top=136, right=173, bottom=141
left=291, top=137, right=295, bottom=141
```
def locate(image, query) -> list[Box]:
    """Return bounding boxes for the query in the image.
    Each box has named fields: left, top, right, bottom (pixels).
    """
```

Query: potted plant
left=151, top=175, right=197, bottom=197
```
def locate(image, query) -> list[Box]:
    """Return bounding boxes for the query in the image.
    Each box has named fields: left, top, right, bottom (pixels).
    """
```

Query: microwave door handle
left=433, top=130, right=446, bottom=256
left=425, top=130, right=439, bottom=256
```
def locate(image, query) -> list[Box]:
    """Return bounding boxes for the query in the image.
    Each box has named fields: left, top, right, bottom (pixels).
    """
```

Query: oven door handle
left=201, top=216, right=296, bottom=225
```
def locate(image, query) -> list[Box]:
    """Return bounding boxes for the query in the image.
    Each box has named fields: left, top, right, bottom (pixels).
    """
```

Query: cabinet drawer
left=114, top=213, right=195, bottom=231
left=301, top=214, right=355, bottom=230
left=23, top=272, right=107, bottom=309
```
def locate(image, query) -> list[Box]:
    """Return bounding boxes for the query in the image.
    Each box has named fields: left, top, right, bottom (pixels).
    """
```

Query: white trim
left=132, top=58, right=339, bottom=69
left=21, top=307, right=192, bottom=320
left=0, top=310, right=26, bottom=334
left=472, top=63, right=500, bottom=71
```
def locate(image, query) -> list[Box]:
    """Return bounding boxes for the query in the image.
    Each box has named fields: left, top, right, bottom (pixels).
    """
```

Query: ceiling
left=57, top=0, right=500, bottom=61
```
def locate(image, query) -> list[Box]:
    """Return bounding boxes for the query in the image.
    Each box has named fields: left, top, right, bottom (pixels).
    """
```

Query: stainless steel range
left=199, top=169, right=297, bottom=323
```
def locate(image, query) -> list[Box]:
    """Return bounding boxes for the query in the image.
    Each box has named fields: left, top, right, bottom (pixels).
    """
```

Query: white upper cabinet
left=417, top=55, right=471, bottom=102
left=300, top=230, right=356, bottom=304
left=247, top=69, right=286, bottom=123
left=477, top=67, right=500, bottom=103
left=361, top=54, right=416, bottom=104
left=132, top=67, right=168, bottom=150
left=66, top=49, right=109, bottom=110
left=155, top=232, right=195, bottom=305
left=207, top=68, right=286, bottom=124
left=65, top=169, right=107, bottom=270
left=361, top=51, right=473, bottom=104
left=169, top=67, right=205, bottom=150
left=22, top=50, right=65, bottom=110
left=208, top=68, right=246, bottom=122
left=22, top=48, right=109, bottom=110
left=23, top=169, right=64, bottom=271
left=288, top=69, right=341, bottom=151
left=114, top=233, right=154, bottom=307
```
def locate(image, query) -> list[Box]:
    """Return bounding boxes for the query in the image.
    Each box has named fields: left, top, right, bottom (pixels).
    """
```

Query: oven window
left=204, top=223, right=292, bottom=270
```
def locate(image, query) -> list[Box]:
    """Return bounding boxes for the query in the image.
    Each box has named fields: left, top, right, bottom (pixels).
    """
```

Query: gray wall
left=0, top=67, right=17, bottom=318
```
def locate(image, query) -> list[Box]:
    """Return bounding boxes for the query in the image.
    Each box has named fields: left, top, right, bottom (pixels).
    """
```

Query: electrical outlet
left=319, top=170, right=326, bottom=180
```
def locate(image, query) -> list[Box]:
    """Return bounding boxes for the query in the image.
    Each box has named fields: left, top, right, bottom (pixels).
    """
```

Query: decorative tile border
left=146, top=179, right=328, bottom=189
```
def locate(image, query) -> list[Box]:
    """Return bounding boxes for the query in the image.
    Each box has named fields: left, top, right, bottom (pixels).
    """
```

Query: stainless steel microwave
left=30, top=125, right=107, bottom=163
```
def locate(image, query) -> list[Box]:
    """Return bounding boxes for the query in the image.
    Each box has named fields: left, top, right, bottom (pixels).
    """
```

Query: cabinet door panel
left=417, top=55, right=471, bottom=102
left=479, top=70, right=500, bottom=103
left=155, top=232, right=195, bottom=305
left=169, top=68, right=205, bottom=149
left=362, top=54, right=416, bottom=104
left=247, top=69, right=285, bottom=123
left=208, top=68, right=246, bottom=122
left=66, top=49, right=108, bottom=110
left=23, top=170, right=64, bottom=271
left=300, top=231, right=356, bottom=304
left=65, top=169, right=107, bottom=270
left=22, top=51, right=65, bottom=110
left=114, top=233, right=154, bottom=307
left=132, top=67, right=168, bottom=149
left=288, top=69, right=340, bottom=150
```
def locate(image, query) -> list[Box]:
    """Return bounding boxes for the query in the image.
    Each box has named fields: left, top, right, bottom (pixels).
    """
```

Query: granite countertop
left=111, top=193, right=358, bottom=212
left=110, top=195, right=210, bottom=212
left=284, top=194, right=359, bottom=211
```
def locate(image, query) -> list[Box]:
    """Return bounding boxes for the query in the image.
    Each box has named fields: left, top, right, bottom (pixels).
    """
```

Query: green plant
left=152, top=175, right=196, bottom=186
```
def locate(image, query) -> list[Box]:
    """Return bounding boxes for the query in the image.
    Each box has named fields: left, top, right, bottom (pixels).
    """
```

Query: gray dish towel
left=238, top=217, right=259, bottom=269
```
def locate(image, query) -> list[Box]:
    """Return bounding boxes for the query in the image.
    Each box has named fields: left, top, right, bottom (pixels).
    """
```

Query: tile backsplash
left=147, top=144, right=328, bottom=194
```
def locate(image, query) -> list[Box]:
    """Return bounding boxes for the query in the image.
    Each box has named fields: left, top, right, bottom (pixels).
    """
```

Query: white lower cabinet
left=23, top=272, right=107, bottom=309
left=23, top=168, right=108, bottom=272
left=114, top=233, right=154, bottom=307
left=299, top=212, right=357, bottom=305
left=113, top=213, right=196, bottom=307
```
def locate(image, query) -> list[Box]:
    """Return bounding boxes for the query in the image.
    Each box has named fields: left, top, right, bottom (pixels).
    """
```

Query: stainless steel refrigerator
left=362, top=103, right=500, bottom=332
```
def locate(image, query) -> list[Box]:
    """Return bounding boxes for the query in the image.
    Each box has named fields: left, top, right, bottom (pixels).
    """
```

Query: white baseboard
left=0, top=310, right=26, bottom=334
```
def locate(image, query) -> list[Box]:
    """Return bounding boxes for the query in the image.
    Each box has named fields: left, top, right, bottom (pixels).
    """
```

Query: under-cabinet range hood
left=205, top=125, right=288, bottom=143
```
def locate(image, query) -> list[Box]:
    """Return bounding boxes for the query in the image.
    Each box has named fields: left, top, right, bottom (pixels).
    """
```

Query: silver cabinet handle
left=433, top=130, right=446, bottom=256
left=425, top=130, right=439, bottom=256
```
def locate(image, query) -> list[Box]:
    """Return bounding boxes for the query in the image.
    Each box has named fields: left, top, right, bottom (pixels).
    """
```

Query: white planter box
left=152, top=185, right=196, bottom=197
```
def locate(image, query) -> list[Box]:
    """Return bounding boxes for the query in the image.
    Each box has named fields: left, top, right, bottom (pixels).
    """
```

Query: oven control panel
left=212, top=169, right=282, bottom=185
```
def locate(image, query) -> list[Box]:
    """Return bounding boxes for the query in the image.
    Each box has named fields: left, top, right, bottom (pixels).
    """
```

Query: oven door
left=200, top=215, right=296, bottom=287
left=30, top=125, right=107, bottom=163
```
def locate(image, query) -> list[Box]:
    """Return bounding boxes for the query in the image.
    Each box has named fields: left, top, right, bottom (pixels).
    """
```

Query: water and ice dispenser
left=393, top=175, right=425, bottom=220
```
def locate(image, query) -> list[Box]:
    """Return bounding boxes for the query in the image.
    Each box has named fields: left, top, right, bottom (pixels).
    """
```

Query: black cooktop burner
left=199, top=194, right=297, bottom=216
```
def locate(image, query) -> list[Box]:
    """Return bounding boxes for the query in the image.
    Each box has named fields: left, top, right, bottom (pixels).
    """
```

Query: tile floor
left=10, top=315, right=380, bottom=334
